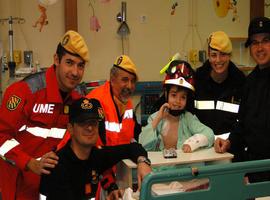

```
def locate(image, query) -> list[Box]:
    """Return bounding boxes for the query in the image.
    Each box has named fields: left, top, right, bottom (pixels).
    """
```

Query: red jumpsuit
left=86, top=81, right=137, bottom=199
left=0, top=65, right=83, bottom=200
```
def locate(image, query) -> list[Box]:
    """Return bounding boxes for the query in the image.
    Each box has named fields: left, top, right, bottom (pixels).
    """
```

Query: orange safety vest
left=87, top=81, right=135, bottom=146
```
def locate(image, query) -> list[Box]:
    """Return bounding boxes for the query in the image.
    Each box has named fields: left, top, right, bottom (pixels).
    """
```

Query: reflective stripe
left=39, top=192, right=94, bottom=199
left=39, top=194, right=47, bottom=200
left=215, top=132, right=230, bottom=140
left=19, top=125, right=26, bottom=131
left=195, top=100, right=239, bottom=113
left=19, top=126, right=66, bottom=139
left=105, top=110, right=132, bottom=132
left=0, top=127, right=65, bottom=156
left=0, top=139, right=19, bottom=155
left=194, top=100, right=215, bottom=110
left=105, top=121, right=122, bottom=133
left=216, top=101, right=239, bottom=113
left=123, top=109, right=133, bottom=119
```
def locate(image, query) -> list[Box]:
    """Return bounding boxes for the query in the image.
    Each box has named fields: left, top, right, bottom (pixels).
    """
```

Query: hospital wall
left=0, top=0, right=252, bottom=93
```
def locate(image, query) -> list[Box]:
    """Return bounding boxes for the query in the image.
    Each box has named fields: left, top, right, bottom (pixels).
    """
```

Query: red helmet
left=163, top=60, right=195, bottom=92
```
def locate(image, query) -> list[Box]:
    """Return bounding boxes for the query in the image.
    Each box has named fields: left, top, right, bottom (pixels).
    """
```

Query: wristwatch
left=137, top=156, right=151, bottom=166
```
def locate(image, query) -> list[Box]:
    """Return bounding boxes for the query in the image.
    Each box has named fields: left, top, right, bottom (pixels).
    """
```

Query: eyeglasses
left=250, top=37, right=270, bottom=48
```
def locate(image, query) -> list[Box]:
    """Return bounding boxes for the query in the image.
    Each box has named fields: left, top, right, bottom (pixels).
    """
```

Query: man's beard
left=119, top=88, right=132, bottom=103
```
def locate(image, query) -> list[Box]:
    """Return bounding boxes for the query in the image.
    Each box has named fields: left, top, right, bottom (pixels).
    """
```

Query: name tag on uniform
left=64, top=105, right=69, bottom=114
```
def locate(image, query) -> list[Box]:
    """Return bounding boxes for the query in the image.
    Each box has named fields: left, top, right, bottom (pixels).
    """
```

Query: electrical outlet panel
left=189, top=49, right=198, bottom=64
left=24, top=51, right=33, bottom=66
left=13, top=50, right=22, bottom=64
left=199, top=50, right=206, bottom=63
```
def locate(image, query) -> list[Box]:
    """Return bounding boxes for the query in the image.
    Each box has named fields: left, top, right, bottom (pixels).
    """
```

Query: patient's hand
left=182, top=144, right=192, bottom=153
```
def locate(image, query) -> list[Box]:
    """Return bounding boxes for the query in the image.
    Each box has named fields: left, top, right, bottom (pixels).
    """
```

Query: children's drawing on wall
left=88, top=0, right=111, bottom=32
left=212, top=0, right=239, bottom=22
left=266, top=0, right=270, bottom=17
left=265, top=0, right=270, bottom=7
left=33, top=4, right=48, bottom=32
left=171, top=2, right=179, bottom=15
left=33, top=0, right=59, bottom=32
left=89, top=0, right=101, bottom=32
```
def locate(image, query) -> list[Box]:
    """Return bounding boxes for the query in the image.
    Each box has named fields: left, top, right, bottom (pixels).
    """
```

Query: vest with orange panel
left=87, top=81, right=135, bottom=146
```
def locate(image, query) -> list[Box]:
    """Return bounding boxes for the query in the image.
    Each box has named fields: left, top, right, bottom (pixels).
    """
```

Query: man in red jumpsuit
left=0, top=30, right=89, bottom=200
left=86, top=55, right=141, bottom=199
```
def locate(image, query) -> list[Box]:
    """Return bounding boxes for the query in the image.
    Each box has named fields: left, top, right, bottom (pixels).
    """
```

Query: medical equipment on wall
left=116, top=1, right=130, bottom=37
left=0, top=16, right=25, bottom=79
left=116, top=1, right=130, bottom=54
left=134, top=81, right=163, bottom=126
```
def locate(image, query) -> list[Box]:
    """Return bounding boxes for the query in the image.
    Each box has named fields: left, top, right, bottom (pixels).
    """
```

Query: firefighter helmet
left=163, top=60, right=195, bottom=92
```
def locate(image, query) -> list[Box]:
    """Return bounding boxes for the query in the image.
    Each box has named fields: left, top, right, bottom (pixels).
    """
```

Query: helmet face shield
left=164, top=60, right=195, bottom=92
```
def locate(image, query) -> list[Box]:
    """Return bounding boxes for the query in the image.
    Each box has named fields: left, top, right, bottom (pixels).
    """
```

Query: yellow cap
left=113, top=55, right=138, bottom=80
left=208, top=31, right=232, bottom=54
left=60, top=30, right=89, bottom=62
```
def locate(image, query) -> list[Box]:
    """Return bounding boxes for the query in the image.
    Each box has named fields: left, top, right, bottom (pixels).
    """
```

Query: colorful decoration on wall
left=171, top=2, right=179, bottom=15
left=265, top=0, right=270, bottom=8
left=89, top=0, right=101, bottom=32
left=90, top=16, right=101, bottom=32
left=33, top=0, right=58, bottom=32
left=33, top=4, right=48, bottom=32
left=212, top=0, right=239, bottom=22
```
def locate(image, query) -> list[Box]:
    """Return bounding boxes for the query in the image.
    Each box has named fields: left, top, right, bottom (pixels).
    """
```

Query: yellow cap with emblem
left=60, top=30, right=89, bottom=62
left=208, top=31, right=232, bottom=54
left=113, top=55, right=138, bottom=80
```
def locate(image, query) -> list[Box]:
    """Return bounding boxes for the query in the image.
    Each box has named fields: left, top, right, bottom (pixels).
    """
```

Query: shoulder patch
left=6, top=95, right=21, bottom=110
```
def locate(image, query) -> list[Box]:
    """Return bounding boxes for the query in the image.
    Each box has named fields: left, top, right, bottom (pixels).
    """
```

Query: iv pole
left=0, top=16, right=25, bottom=78
left=0, top=16, right=25, bottom=104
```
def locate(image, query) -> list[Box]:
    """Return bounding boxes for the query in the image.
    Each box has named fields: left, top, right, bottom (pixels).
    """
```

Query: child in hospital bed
left=139, top=60, right=214, bottom=157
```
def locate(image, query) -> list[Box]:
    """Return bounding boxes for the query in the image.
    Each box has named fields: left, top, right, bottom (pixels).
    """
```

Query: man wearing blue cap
left=215, top=17, right=270, bottom=183
left=39, top=97, right=151, bottom=200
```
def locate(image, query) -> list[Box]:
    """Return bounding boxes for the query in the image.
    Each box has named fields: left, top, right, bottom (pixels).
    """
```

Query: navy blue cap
left=245, top=17, right=270, bottom=47
left=69, top=98, right=104, bottom=123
